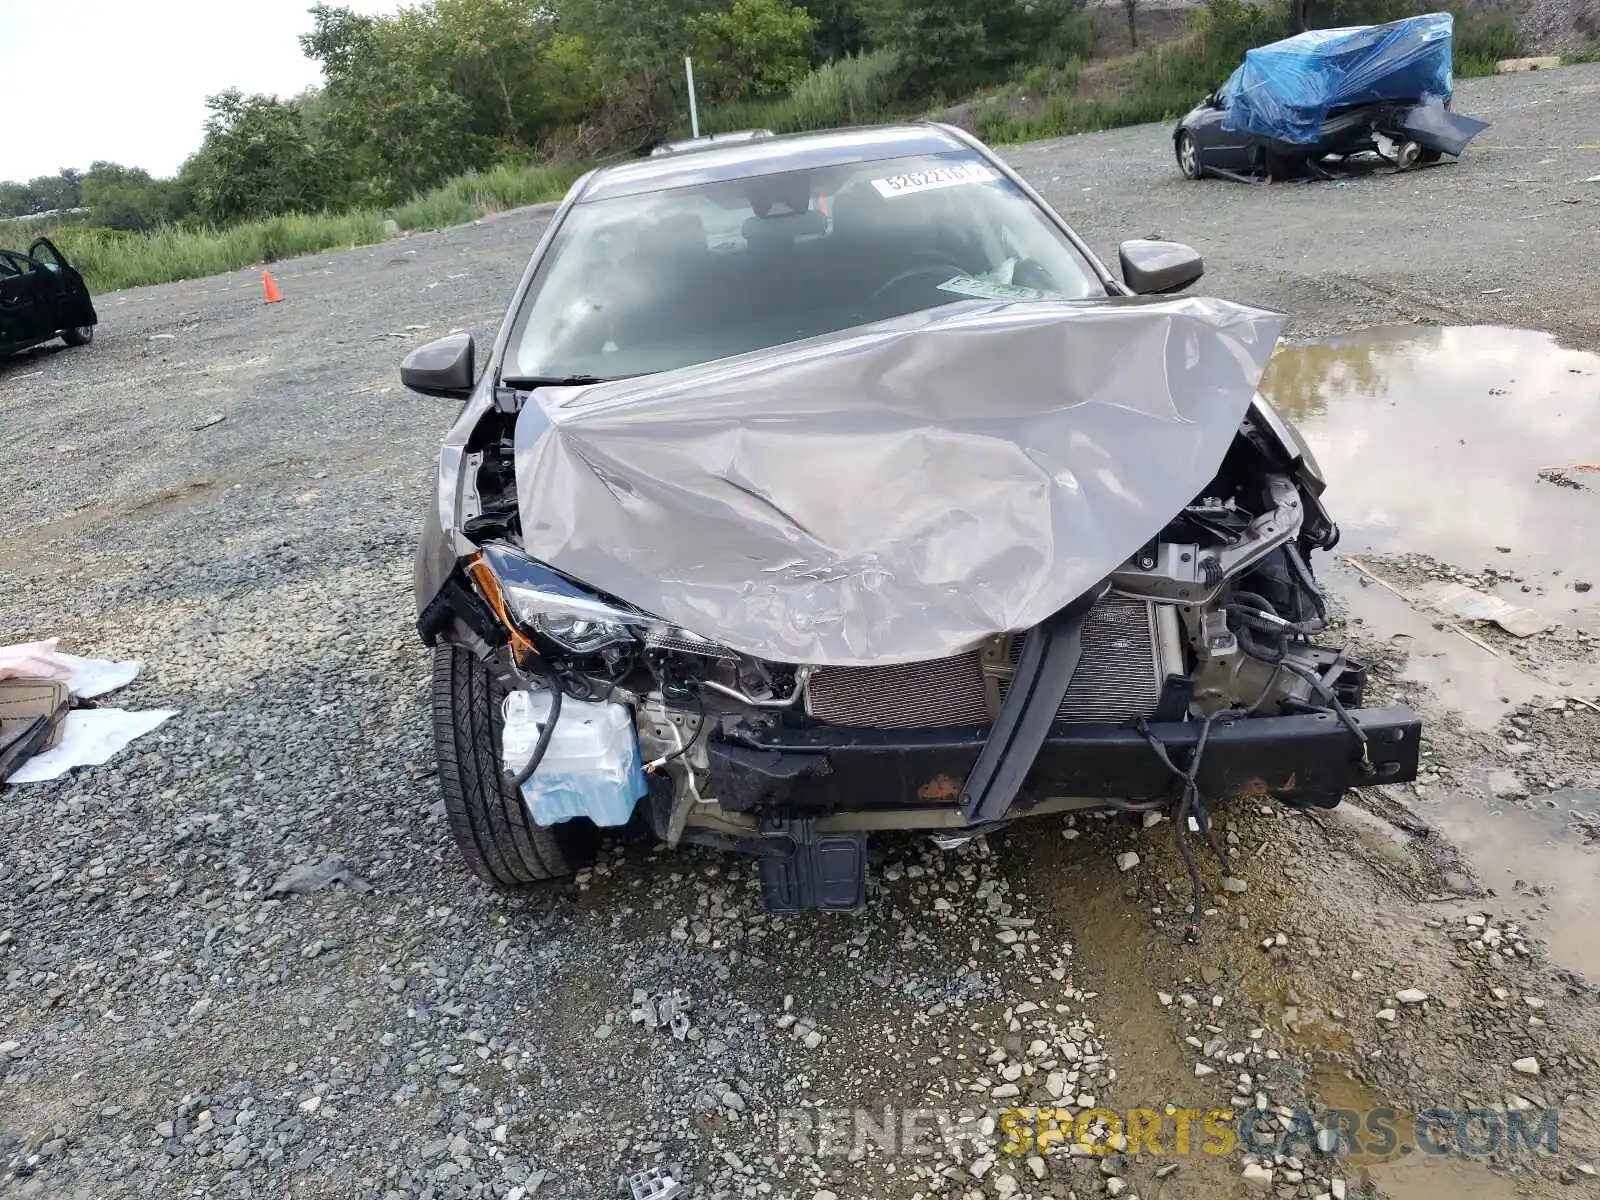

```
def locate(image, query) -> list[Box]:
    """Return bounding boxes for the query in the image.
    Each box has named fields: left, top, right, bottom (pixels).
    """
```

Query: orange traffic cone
left=262, top=271, right=283, bottom=304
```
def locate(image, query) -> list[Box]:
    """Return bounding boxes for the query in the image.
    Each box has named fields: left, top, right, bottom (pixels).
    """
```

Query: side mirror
left=1118, top=239, right=1204, bottom=295
left=401, top=332, right=475, bottom=398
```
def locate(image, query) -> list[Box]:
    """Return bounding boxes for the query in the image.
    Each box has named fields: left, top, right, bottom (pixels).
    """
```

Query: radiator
left=805, top=597, right=1169, bottom=730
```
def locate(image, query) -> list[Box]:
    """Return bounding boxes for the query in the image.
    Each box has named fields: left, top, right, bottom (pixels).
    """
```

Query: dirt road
left=1, top=64, right=1597, bottom=1200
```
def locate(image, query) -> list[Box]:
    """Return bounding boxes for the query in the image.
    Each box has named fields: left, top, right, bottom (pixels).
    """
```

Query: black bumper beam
left=709, top=704, right=1422, bottom=818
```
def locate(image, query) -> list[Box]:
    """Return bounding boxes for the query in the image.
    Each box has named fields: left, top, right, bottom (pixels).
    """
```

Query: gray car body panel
left=415, top=124, right=1302, bottom=659
left=511, top=294, right=1286, bottom=666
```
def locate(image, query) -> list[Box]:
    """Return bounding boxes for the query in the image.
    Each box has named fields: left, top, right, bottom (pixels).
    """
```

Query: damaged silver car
left=407, top=123, right=1422, bottom=917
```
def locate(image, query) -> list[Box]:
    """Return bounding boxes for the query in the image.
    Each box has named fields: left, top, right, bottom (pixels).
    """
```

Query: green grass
left=21, top=159, right=586, bottom=294
left=699, top=50, right=907, bottom=135
left=974, top=0, right=1538, bottom=145
left=974, top=0, right=1286, bottom=144
left=1453, top=11, right=1528, bottom=75
left=389, top=160, right=586, bottom=228
left=12, top=3, right=1561, bottom=293
left=1562, top=42, right=1600, bottom=64
left=49, top=211, right=386, bottom=292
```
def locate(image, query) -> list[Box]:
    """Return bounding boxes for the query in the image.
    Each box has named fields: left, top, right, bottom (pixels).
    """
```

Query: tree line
left=3, top=0, right=1499, bottom=236
left=2, top=0, right=1093, bottom=232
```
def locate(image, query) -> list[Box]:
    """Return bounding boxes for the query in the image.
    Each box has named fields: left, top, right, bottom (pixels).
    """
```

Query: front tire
left=430, top=645, right=598, bottom=890
left=61, top=325, right=93, bottom=347
left=1176, top=131, right=1202, bottom=179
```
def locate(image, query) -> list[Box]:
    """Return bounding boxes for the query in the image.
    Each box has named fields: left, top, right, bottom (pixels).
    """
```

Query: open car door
left=28, top=237, right=97, bottom=333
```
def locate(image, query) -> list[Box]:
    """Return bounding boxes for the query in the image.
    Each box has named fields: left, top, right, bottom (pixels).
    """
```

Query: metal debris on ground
left=1342, top=556, right=1552, bottom=650
left=624, top=1162, right=689, bottom=1199
left=1538, top=466, right=1591, bottom=490
left=631, top=989, right=692, bottom=1039
left=266, top=856, right=373, bottom=896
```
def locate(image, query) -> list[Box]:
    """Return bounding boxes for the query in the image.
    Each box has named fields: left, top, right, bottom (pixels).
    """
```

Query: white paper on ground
left=53, top=652, right=143, bottom=699
left=0, top=642, right=142, bottom=698
left=6, top=708, right=177, bottom=784
left=0, top=639, right=71, bottom=683
left=1410, top=580, right=1554, bottom=637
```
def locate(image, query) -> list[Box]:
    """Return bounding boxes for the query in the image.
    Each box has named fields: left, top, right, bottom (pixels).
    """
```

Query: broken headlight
left=475, top=542, right=742, bottom=660
left=477, top=542, right=648, bottom=653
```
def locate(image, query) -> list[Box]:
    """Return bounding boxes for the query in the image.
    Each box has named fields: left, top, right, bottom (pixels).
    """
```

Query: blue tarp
left=1219, top=12, right=1455, bottom=145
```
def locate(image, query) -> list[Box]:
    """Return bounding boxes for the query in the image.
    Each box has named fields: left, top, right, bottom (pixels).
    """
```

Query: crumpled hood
left=513, top=295, right=1287, bottom=666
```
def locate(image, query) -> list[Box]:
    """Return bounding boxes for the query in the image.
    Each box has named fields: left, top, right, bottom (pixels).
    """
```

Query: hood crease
left=513, top=296, right=1287, bottom=666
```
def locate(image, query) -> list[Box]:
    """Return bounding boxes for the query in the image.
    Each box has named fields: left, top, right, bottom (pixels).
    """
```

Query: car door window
left=0, top=253, right=40, bottom=286
left=28, top=238, right=70, bottom=274
left=0, top=252, right=45, bottom=342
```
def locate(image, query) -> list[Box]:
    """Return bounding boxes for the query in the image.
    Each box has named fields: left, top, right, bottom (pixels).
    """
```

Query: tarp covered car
left=408, top=123, right=1423, bottom=918
left=0, top=237, right=96, bottom=356
left=1174, top=13, right=1490, bottom=181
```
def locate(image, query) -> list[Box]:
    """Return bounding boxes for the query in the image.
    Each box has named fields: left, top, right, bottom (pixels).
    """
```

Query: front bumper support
left=709, top=705, right=1422, bottom=818
left=960, top=588, right=1099, bottom=823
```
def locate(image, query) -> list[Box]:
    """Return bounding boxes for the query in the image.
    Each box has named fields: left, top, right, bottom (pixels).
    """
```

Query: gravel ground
left=1004, top=62, right=1600, bottom=353
left=2, top=65, right=1598, bottom=1200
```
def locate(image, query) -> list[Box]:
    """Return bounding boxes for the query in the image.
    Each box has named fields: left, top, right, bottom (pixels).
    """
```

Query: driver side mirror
left=401, top=332, right=475, bottom=398
left=1118, top=239, right=1204, bottom=295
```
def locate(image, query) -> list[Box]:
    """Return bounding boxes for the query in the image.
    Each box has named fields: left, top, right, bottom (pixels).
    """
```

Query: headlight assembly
left=476, top=543, right=725, bottom=658
left=477, top=542, right=648, bottom=653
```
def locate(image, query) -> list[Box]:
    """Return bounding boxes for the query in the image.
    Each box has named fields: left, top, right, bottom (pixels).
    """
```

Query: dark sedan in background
left=1174, top=14, right=1490, bottom=182
left=0, top=236, right=97, bottom=356
left=1175, top=88, right=1486, bottom=181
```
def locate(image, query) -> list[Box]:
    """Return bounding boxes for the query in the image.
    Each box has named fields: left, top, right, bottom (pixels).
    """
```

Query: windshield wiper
left=501, top=373, right=615, bottom=388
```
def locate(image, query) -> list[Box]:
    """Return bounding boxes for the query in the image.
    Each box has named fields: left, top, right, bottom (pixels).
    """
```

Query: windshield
left=504, top=150, right=1106, bottom=382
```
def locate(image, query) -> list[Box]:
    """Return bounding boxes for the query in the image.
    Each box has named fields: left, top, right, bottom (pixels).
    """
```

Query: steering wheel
left=870, top=262, right=965, bottom=303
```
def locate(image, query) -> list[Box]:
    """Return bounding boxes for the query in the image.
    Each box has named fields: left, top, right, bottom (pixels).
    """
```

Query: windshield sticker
left=936, top=275, right=1070, bottom=303
left=870, top=163, right=998, bottom=198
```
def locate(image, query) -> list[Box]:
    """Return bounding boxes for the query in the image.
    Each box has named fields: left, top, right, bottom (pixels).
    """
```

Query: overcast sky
left=3, top=0, right=402, bottom=183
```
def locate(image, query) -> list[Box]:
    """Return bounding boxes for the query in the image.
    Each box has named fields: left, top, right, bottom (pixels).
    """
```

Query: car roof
left=576, top=123, right=979, bottom=203
left=649, top=128, right=778, bottom=157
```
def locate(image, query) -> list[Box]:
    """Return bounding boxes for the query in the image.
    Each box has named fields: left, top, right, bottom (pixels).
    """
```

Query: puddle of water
left=1363, top=1151, right=1539, bottom=1200
left=1013, top=831, right=1264, bottom=1198
left=1020, top=830, right=1552, bottom=1199
left=1313, top=1053, right=1550, bottom=1200
left=1264, top=326, right=1600, bottom=985
left=1321, top=556, right=1564, bottom=729
left=1261, top=324, right=1600, bottom=602
left=1426, top=787, right=1600, bottom=981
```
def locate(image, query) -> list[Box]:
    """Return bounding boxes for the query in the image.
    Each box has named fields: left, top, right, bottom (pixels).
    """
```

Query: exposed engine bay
left=440, top=387, right=1375, bottom=837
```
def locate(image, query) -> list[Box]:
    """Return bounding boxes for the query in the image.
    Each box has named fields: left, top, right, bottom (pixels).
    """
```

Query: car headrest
left=827, top=182, right=902, bottom=238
